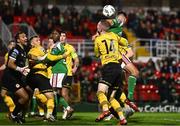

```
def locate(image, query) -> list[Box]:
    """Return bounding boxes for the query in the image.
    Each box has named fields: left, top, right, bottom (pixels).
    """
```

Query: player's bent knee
left=62, top=90, right=67, bottom=97
left=96, top=91, right=105, bottom=97
left=44, top=92, right=54, bottom=99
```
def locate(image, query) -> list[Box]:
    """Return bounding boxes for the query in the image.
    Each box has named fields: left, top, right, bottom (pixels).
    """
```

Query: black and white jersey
left=7, top=44, right=27, bottom=71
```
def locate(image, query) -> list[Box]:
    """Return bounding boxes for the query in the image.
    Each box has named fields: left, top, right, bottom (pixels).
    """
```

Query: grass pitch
left=0, top=112, right=179, bottom=125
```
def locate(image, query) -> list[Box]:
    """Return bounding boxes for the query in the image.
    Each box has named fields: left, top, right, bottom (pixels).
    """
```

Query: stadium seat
left=13, top=16, right=23, bottom=23
left=138, top=85, right=160, bottom=101
left=88, top=22, right=97, bottom=34
left=25, top=16, right=36, bottom=26
left=174, top=84, right=180, bottom=95
left=150, top=90, right=160, bottom=101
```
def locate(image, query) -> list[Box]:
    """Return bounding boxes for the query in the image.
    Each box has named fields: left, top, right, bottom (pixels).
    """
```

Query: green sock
left=59, top=97, right=69, bottom=108
left=54, top=92, right=58, bottom=106
left=128, top=75, right=137, bottom=101
left=54, top=92, right=58, bottom=113
left=31, top=96, right=37, bottom=113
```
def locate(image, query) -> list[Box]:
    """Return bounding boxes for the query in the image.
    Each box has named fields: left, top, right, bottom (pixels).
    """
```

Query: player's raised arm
left=46, top=52, right=67, bottom=61
left=118, top=36, right=128, bottom=47
left=94, top=39, right=100, bottom=57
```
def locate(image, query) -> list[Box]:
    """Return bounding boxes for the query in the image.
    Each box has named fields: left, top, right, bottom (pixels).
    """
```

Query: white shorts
left=50, top=73, right=66, bottom=88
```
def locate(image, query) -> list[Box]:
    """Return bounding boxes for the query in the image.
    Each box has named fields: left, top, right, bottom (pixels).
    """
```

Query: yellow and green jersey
left=47, top=42, right=67, bottom=74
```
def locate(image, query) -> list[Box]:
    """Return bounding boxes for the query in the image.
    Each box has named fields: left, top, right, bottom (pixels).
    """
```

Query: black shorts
left=63, top=76, right=73, bottom=89
left=100, top=63, right=123, bottom=90
left=1, top=69, right=26, bottom=93
left=26, top=73, right=53, bottom=93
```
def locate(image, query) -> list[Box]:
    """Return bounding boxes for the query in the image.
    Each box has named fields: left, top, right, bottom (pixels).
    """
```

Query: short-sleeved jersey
left=28, top=45, right=48, bottom=77
left=4, top=44, right=27, bottom=77
left=108, top=18, right=123, bottom=36
left=118, top=37, right=131, bottom=55
left=8, top=44, right=27, bottom=67
left=94, top=32, right=124, bottom=65
left=64, top=43, right=78, bottom=76
left=6, top=44, right=27, bottom=74
left=48, top=42, right=67, bottom=74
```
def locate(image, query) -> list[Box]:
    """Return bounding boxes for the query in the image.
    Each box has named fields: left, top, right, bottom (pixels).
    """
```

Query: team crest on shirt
left=16, top=84, right=20, bottom=88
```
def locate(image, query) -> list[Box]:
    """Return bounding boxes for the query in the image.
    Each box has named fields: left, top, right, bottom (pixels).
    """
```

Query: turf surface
left=0, top=112, right=179, bottom=125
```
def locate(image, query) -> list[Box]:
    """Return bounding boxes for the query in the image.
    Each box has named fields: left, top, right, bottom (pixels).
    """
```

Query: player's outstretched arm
left=46, top=52, right=67, bottom=61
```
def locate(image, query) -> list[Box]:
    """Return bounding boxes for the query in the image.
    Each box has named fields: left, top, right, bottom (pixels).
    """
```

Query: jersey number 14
left=102, top=40, right=115, bottom=54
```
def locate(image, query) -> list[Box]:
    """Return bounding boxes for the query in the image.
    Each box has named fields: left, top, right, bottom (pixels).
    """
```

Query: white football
left=102, top=5, right=116, bottom=17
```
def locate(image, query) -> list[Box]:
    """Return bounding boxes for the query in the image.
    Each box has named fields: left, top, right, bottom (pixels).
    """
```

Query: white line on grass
left=163, top=118, right=180, bottom=122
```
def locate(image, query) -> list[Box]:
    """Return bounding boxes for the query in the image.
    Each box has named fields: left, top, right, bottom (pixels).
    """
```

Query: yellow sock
left=96, top=91, right=109, bottom=111
left=110, top=97, right=124, bottom=120
left=35, top=94, right=48, bottom=104
left=4, top=95, right=15, bottom=112
left=120, top=92, right=127, bottom=103
left=38, top=105, right=44, bottom=115
left=46, top=98, right=54, bottom=115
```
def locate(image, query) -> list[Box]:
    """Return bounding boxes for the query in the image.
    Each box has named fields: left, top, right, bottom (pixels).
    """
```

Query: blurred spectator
left=169, top=60, right=179, bottom=74
left=2, top=8, right=13, bottom=25
left=12, top=0, right=23, bottom=16
left=81, top=76, right=90, bottom=101
left=82, top=50, right=92, bottom=66
left=157, top=73, right=171, bottom=104
left=160, top=60, right=170, bottom=73
left=26, top=5, right=35, bottom=16
left=81, top=23, right=91, bottom=39
left=51, top=5, right=60, bottom=17
left=81, top=6, right=91, bottom=19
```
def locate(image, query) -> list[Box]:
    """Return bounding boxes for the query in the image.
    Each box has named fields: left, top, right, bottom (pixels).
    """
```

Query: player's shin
left=59, top=97, right=69, bottom=108
left=37, top=105, right=45, bottom=116
left=120, top=92, right=127, bottom=103
left=30, top=96, right=37, bottom=115
left=46, top=98, right=54, bottom=116
left=109, top=97, right=125, bottom=121
left=127, top=75, right=137, bottom=100
left=96, top=91, right=109, bottom=111
left=52, top=91, right=58, bottom=118
left=4, top=95, right=15, bottom=113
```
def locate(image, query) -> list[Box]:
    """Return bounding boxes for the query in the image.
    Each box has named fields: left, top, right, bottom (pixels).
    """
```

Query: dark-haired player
left=2, top=32, right=30, bottom=124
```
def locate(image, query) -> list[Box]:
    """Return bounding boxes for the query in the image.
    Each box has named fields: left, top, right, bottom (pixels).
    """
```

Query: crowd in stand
left=136, top=57, right=180, bottom=104
left=0, top=0, right=180, bottom=40
left=77, top=55, right=180, bottom=104
left=127, top=9, right=180, bottom=41
left=0, top=1, right=180, bottom=104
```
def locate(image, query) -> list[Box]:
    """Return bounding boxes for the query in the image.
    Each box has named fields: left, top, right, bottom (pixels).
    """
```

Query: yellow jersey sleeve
left=118, top=37, right=132, bottom=55
left=47, top=52, right=63, bottom=61
left=71, top=47, right=78, bottom=59
left=118, top=37, right=129, bottom=47
left=4, top=53, right=8, bottom=64
left=94, top=38, right=100, bottom=57
left=64, top=44, right=78, bottom=76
